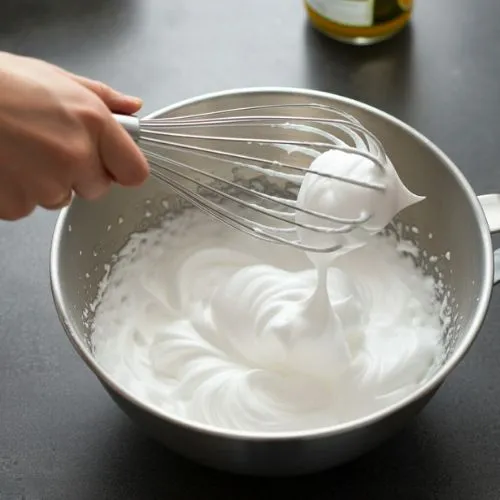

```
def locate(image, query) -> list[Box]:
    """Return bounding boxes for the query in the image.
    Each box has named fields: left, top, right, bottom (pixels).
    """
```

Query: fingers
left=98, top=113, right=149, bottom=187
left=0, top=173, right=35, bottom=220
left=40, top=190, right=73, bottom=210
left=73, top=171, right=112, bottom=200
left=67, top=73, right=149, bottom=188
left=5, top=166, right=74, bottom=212
left=70, top=74, right=143, bottom=115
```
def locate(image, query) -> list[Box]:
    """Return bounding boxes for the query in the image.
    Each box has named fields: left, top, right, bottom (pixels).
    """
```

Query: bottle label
left=306, top=0, right=375, bottom=27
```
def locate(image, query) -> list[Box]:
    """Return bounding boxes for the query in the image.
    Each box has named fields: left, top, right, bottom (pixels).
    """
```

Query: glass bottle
left=305, top=0, right=413, bottom=45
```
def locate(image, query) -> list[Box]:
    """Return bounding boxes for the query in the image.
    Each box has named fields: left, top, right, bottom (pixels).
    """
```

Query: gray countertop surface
left=1, top=0, right=500, bottom=498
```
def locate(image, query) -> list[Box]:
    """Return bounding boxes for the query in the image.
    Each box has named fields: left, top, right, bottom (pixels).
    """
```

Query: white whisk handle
left=113, top=114, right=140, bottom=142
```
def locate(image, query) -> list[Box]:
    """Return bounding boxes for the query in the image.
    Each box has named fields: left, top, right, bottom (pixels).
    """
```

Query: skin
left=0, top=51, right=149, bottom=220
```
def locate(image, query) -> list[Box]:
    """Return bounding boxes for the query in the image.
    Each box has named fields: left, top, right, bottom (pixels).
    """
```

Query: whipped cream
left=92, top=163, right=443, bottom=431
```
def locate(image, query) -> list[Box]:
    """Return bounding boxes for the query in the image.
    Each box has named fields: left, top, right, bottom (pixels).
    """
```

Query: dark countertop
left=1, top=0, right=500, bottom=498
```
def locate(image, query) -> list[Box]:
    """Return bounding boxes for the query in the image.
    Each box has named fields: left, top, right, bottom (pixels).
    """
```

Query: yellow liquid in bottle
left=305, top=0, right=413, bottom=45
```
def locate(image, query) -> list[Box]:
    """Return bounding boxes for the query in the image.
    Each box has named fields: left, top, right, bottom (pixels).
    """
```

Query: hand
left=0, top=52, right=149, bottom=220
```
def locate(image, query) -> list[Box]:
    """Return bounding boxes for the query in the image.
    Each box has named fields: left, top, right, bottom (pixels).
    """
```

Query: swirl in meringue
left=93, top=187, right=442, bottom=432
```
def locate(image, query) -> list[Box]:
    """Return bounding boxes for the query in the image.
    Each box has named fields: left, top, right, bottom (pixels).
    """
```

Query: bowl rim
left=50, top=86, right=494, bottom=440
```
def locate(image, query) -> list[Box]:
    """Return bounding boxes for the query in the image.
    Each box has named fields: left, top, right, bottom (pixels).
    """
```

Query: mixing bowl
left=50, top=88, right=500, bottom=476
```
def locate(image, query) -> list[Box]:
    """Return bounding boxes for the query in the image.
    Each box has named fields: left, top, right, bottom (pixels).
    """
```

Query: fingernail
left=123, top=94, right=143, bottom=106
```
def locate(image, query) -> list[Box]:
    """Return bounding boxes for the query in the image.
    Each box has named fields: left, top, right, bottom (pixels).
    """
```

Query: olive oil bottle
left=305, top=0, right=413, bottom=45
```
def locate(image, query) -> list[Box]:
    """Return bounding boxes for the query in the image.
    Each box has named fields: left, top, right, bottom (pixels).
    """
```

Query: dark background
left=1, top=0, right=500, bottom=498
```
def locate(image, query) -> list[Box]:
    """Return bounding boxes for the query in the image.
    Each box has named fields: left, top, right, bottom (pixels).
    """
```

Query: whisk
left=113, top=103, right=388, bottom=253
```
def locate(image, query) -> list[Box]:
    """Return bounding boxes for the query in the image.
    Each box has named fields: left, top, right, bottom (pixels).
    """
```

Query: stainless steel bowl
left=50, top=88, right=500, bottom=476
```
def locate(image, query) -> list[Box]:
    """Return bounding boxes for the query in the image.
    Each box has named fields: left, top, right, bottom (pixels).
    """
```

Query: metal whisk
left=113, top=103, right=388, bottom=253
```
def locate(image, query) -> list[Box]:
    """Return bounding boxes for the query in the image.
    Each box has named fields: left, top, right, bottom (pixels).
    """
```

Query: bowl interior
left=52, top=89, right=491, bottom=408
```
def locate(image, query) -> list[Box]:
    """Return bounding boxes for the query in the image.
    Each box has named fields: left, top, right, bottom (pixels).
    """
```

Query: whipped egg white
left=92, top=148, right=442, bottom=432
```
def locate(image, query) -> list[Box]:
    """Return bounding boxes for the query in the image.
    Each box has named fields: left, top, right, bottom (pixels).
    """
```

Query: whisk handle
left=113, top=114, right=140, bottom=142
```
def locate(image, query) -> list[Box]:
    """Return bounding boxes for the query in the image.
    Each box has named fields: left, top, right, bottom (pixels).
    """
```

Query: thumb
left=70, top=74, right=143, bottom=115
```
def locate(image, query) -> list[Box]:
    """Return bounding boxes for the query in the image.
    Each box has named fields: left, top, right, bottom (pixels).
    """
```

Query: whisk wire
left=141, top=136, right=386, bottom=191
left=146, top=150, right=370, bottom=229
left=114, top=103, right=389, bottom=252
left=149, top=161, right=343, bottom=253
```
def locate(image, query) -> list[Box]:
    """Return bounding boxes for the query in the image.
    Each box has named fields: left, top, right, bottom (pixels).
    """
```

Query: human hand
left=0, top=52, right=149, bottom=220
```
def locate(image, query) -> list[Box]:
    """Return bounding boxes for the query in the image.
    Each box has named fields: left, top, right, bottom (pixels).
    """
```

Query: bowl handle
left=478, top=194, right=500, bottom=285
